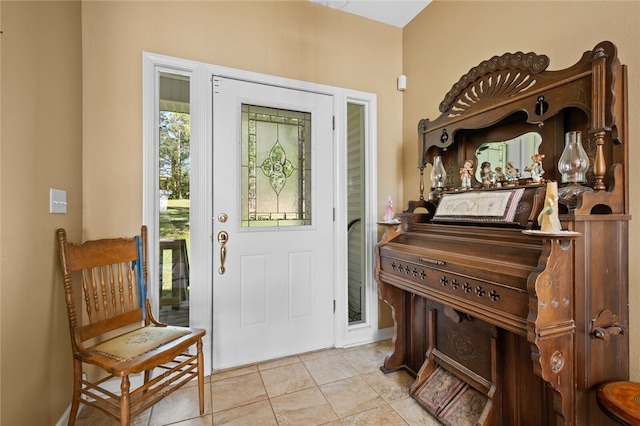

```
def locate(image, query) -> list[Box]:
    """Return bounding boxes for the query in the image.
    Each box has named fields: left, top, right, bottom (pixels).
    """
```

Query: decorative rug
left=413, top=366, right=489, bottom=425
left=92, top=326, right=190, bottom=361
left=440, top=384, right=488, bottom=426
left=413, top=366, right=465, bottom=415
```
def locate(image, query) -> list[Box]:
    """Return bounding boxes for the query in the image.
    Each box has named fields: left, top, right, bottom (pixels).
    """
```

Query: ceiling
left=310, top=0, right=432, bottom=28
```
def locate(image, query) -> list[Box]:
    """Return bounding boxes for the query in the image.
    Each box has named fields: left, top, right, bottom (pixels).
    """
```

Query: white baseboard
left=337, top=326, right=394, bottom=348
left=55, top=405, right=71, bottom=426
left=375, top=327, right=394, bottom=341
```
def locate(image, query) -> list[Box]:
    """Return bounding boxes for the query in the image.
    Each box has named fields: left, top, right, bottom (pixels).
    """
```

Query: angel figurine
left=460, top=159, right=474, bottom=190
left=480, top=161, right=493, bottom=187
left=525, top=153, right=545, bottom=183
left=383, top=196, right=395, bottom=222
left=494, top=166, right=506, bottom=187
left=505, top=161, right=520, bottom=182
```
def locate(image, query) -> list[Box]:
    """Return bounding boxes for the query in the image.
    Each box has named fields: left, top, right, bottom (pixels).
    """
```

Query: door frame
left=142, top=52, right=385, bottom=374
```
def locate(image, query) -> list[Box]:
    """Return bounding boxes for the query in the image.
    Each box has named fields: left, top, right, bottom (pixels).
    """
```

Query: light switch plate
left=50, top=188, right=67, bottom=214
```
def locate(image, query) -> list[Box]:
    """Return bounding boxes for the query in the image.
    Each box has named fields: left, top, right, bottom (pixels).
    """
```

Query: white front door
left=212, top=77, right=335, bottom=370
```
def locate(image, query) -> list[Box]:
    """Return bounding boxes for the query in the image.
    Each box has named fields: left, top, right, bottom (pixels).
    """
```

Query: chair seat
left=597, top=381, right=640, bottom=425
left=86, top=326, right=206, bottom=375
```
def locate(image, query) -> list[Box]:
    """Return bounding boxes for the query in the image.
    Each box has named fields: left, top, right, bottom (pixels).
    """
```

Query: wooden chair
left=597, top=381, right=640, bottom=425
left=57, top=226, right=206, bottom=426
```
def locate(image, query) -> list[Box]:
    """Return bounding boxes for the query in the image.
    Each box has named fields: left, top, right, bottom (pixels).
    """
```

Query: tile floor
left=74, top=339, right=442, bottom=425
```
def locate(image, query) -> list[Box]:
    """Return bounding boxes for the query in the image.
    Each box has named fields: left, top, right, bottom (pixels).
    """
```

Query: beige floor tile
left=212, top=400, right=278, bottom=425
left=361, top=370, right=415, bottom=403
left=261, top=362, right=317, bottom=398
left=372, top=339, right=394, bottom=353
left=338, top=341, right=380, bottom=353
left=390, top=397, right=441, bottom=426
left=258, top=355, right=301, bottom=371
left=298, top=348, right=339, bottom=362
left=341, top=346, right=388, bottom=374
left=171, top=414, right=215, bottom=425
left=317, top=420, right=343, bottom=426
left=340, top=404, right=410, bottom=425
left=211, top=371, right=268, bottom=413
left=149, top=383, right=212, bottom=426
left=270, top=387, right=338, bottom=425
left=74, top=405, right=151, bottom=426
left=304, top=353, right=359, bottom=385
left=320, top=376, right=386, bottom=418
left=73, top=340, right=438, bottom=426
left=338, top=340, right=391, bottom=355
left=211, top=364, right=259, bottom=382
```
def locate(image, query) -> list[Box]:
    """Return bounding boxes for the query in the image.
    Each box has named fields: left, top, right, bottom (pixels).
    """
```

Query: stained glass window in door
left=241, top=104, right=312, bottom=227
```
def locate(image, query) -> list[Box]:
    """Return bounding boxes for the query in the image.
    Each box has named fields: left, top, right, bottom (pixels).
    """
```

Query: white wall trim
left=333, top=92, right=385, bottom=348
left=142, top=53, right=215, bottom=373
left=142, top=52, right=380, bottom=371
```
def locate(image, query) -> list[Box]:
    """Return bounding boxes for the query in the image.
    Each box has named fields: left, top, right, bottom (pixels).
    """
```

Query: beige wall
left=0, top=1, right=83, bottom=424
left=1, top=0, right=638, bottom=423
left=80, top=0, right=404, bottom=238
left=1, top=0, right=404, bottom=423
left=403, top=0, right=640, bottom=378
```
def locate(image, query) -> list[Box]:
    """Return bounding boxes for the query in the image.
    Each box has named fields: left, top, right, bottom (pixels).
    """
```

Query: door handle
left=217, top=231, right=228, bottom=275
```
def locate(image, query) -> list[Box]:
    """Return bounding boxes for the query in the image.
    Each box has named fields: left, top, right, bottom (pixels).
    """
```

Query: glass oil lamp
left=557, top=131, right=593, bottom=207
left=428, top=154, right=447, bottom=204
left=417, top=134, right=427, bottom=200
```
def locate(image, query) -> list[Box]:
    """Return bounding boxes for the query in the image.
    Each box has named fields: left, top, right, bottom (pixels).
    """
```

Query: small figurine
left=494, top=166, right=506, bottom=187
left=526, top=153, right=545, bottom=183
left=505, top=161, right=520, bottom=182
left=383, top=196, right=395, bottom=222
left=460, top=160, right=474, bottom=190
left=538, top=181, right=562, bottom=233
left=480, top=161, right=493, bottom=187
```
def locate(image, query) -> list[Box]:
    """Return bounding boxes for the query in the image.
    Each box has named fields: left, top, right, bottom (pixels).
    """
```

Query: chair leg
left=197, top=339, right=205, bottom=415
left=120, top=375, right=131, bottom=426
left=67, top=359, right=83, bottom=426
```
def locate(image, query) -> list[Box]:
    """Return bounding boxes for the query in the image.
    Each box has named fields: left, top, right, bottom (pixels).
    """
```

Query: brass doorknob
left=217, top=231, right=228, bottom=274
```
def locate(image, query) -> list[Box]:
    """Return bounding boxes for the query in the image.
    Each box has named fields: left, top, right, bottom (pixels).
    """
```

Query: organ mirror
left=474, top=132, right=542, bottom=183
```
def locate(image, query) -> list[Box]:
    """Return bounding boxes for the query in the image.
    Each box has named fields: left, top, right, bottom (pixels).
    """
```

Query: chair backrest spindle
left=91, top=268, right=101, bottom=321
left=57, top=228, right=147, bottom=346
left=100, top=266, right=109, bottom=318
left=81, top=270, right=93, bottom=322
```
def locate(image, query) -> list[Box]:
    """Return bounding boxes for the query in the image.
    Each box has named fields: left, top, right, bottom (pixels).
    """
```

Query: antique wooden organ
left=375, top=41, right=629, bottom=425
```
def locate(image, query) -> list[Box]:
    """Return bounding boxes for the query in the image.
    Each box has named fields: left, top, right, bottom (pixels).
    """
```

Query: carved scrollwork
left=439, top=51, right=550, bottom=115
left=448, top=329, right=478, bottom=361
left=418, top=118, right=429, bottom=133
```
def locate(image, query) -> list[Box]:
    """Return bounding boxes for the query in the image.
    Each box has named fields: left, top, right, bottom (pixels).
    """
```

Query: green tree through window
left=159, top=111, right=190, bottom=200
